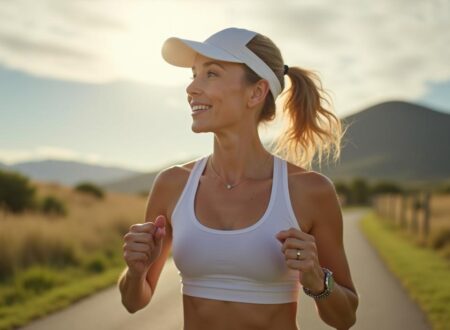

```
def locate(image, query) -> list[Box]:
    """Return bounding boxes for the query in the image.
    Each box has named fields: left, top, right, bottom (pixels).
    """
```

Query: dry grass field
left=0, top=180, right=148, bottom=281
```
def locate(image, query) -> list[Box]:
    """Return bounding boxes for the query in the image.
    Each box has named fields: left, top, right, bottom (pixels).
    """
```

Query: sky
left=0, top=0, right=449, bottom=172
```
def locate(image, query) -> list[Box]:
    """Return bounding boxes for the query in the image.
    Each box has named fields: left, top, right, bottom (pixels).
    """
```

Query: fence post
left=422, top=191, right=431, bottom=240
left=400, top=192, right=406, bottom=229
left=411, top=192, right=419, bottom=234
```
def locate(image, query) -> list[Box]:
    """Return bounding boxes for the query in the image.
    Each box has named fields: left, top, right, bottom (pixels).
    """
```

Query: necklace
left=208, top=153, right=272, bottom=190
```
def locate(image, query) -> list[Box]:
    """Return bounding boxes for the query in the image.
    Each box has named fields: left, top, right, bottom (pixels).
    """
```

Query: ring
left=296, top=250, right=301, bottom=260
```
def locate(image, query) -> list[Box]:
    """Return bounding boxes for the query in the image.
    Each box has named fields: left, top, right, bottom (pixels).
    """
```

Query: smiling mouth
left=191, top=104, right=212, bottom=115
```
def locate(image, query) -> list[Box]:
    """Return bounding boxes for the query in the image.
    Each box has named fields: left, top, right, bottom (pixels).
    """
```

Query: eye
left=207, top=71, right=217, bottom=77
left=189, top=73, right=196, bottom=80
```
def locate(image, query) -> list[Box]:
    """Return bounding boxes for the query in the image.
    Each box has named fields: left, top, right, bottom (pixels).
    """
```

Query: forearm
left=118, top=267, right=153, bottom=313
left=314, top=283, right=358, bottom=329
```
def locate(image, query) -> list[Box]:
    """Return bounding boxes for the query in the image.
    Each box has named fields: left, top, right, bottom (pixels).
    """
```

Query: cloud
left=0, top=0, right=448, bottom=115
left=0, top=145, right=103, bottom=165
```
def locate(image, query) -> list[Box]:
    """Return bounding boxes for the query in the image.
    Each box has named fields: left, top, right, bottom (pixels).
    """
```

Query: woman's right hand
left=122, top=215, right=166, bottom=278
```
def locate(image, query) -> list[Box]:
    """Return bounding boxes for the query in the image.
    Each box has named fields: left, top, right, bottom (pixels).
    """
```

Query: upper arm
left=298, top=173, right=357, bottom=295
left=143, top=167, right=177, bottom=294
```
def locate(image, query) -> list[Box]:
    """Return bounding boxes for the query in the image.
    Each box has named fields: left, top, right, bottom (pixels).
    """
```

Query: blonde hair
left=244, top=33, right=347, bottom=171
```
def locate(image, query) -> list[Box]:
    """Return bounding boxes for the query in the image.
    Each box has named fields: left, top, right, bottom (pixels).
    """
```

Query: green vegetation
left=0, top=178, right=145, bottom=330
left=0, top=170, right=36, bottom=213
left=39, top=195, right=68, bottom=216
left=360, top=212, right=450, bottom=330
left=0, top=262, right=125, bottom=330
left=74, top=182, right=105, bottom=199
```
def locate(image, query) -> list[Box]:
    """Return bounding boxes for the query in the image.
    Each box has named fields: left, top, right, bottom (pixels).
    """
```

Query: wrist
left=126, top=268, right=147, bottom=282
left=303, top=268, right=334, bottom=299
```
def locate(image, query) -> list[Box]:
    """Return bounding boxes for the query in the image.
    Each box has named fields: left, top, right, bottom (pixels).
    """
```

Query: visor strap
left=235, top=47, right=282, bottom=98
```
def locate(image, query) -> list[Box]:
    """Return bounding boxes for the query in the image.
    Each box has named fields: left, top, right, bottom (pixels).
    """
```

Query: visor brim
left=162, top=37, right=243, bottom=67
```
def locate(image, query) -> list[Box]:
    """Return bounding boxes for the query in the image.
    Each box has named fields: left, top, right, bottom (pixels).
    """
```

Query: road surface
left=21, top=208, right=431, bottom=330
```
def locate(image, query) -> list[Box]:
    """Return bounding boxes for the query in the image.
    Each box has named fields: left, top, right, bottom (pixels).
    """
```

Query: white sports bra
left=171, top=153, right=301, bottom=304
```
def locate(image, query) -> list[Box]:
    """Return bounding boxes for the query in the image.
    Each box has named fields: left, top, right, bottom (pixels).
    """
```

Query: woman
left=118, top=27, right=358, bottom=330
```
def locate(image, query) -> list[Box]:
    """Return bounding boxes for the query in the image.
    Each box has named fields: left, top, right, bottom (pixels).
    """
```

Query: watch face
left=324, top=268, right=334, bottom=292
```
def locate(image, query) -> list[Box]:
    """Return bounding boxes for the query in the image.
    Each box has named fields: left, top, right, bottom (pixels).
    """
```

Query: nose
left=186, top=77, right=202, bottom=97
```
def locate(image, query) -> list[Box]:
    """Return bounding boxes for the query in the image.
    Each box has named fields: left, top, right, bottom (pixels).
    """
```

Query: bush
left=16, top=267, right=66, bottom=294
left=40, top=195, right=67, bottom=216
left=371, top=181, right=403, bottom=195
left=74, top=182, right=104, bottom=199
left=430, top=228, right=450, bottom=250
left=0, top=170, right=36, bottom=213
left=350, top=177, right=371, bottom=205
left=84, top=254, right=108, bottom=273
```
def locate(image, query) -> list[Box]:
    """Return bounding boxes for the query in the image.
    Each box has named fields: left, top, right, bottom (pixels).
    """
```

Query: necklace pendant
left=226, top=184, right=232, bottom=189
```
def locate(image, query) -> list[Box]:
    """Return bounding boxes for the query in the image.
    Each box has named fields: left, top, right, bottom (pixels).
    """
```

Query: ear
left=247, top=79, right=270, bottom=108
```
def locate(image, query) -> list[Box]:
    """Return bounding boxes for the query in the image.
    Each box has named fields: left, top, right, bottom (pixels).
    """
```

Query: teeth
left=192, top=105, right=211, bottom=111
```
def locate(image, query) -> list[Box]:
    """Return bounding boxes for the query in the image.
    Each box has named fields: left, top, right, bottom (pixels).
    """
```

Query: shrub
left=0, top=170, right=36, bottom=213
left=74, top=182, right=104, bottom=199
left=430, top=228, right=450, bottom=250
left=19, top=233, right=81, bottom=269
left=350, top=177, right=371, bottom=205
left=40, top=195, right=67, bottom=217
left=84, top=254, right=108, bottom=273
left=371, top=181, right=403, bottom=195
left=16, top=267, right=66, bottom=294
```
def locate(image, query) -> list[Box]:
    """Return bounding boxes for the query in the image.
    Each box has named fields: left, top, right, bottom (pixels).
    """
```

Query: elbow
left=121, top=299, right=143, bottom=314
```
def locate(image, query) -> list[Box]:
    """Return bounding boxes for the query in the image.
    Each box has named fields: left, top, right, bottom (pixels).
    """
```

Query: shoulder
left=284, top=160, right=340, bottom=231
left=152, top=158, right=198, bottom=189
left=285, top=161, right=336, bottom=199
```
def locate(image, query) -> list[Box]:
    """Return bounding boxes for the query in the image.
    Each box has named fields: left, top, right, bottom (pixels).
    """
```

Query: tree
left=74, top=182, right=105, bottom=199
left=350, top=177, right=371, bottom=205
left=371, top=180, right=403, bottom=195
left=0, top=170, right=36, bottom=213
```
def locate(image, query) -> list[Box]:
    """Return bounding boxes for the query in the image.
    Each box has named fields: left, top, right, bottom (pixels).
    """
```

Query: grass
left=0, top=264, right=125, bottom=330
left=0, top=181, right=147, bottom=330
left=360, top=211, right=450, bottom=330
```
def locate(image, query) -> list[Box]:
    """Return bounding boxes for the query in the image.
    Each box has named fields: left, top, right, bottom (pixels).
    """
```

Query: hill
left=316, top=100, right=450, bottom=187
left=7, top=159, right=142, bottom=187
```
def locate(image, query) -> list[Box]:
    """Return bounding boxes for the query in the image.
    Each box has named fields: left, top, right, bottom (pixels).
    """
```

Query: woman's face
left=186, top=54, right=253, bottom=134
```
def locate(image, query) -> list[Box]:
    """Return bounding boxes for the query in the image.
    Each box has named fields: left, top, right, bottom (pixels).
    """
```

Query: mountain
left=7, top=159, right=142, bottom=187
left=316, top=100, right=450, bottom=187
left=104, top=100, right=450, bottom=194
left=100, top=171, right=159, bottom=195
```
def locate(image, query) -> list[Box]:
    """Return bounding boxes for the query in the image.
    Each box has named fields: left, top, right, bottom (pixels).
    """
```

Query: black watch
left=303, top=268, right=334, bottom=299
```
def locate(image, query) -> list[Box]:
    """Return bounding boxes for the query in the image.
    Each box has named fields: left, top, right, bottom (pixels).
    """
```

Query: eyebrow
left=191, top=61, right=226, bottom=71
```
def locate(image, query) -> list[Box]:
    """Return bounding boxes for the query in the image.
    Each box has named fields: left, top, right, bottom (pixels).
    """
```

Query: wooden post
left=411, top=192, right=419, bottom=235
left=423, top=191, right=431, bottom=240
left=400, top=192, right=407, bottom=229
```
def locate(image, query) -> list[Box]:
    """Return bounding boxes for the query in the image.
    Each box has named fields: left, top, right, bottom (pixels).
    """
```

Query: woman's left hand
left=276, top=228, right=325, bottom=294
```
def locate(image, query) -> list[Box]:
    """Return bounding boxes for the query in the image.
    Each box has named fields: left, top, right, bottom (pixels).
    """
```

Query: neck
left=209, top=130, right=272, bottom=184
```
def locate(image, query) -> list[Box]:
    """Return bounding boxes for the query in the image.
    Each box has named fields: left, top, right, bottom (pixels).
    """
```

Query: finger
left=124, top=232, right=153, bottom=244
left=129, top=222, right=156, bottom=234
left=126, top=242, right=152, bottom=254
left=285, top=248, right=306, bottom=261
left=286, top=259, right=315, bottom=272
left=154, top=215, right=166, bottom=229
left=124, top=251, right=148, bottom=262
left=277, top=228, right=315, bottom=242
left=281, top=237, right=308, bottom=253
left=154, top=226, right=166, bottom=243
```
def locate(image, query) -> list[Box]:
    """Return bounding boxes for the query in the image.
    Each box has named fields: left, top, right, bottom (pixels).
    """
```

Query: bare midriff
left=182, top=295, right=299, bottom=330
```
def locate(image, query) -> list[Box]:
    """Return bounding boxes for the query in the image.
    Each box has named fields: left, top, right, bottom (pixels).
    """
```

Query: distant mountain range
left=0, top=159, right=141, bottom=186
left=1, top=100, right=449, bottom=192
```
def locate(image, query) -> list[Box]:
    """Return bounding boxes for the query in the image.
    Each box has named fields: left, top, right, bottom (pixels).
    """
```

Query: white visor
left=161, top=27, right=282, bottom=99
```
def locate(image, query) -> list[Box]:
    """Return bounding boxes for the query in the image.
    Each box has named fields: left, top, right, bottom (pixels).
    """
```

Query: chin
left=191, top=123, right=212, bottom=133
left=191, top=122, right=213, bottom=133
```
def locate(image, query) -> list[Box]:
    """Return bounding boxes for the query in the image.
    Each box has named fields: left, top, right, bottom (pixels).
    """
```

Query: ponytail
left=274, top=66, right=344, bottom=170
left=245, top=34, right=346, bottom=171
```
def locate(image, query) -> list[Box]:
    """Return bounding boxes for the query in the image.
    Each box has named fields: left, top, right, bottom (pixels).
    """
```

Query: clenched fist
left=122, top=215, right=166, bottom=278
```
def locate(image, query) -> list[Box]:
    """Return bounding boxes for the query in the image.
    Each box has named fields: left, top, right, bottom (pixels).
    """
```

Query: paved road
left=21, top=208, right=431, bottom=330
